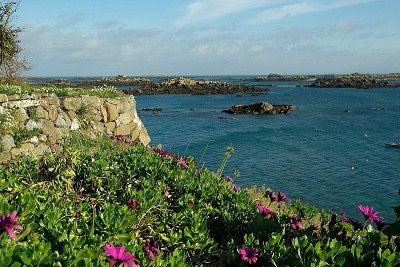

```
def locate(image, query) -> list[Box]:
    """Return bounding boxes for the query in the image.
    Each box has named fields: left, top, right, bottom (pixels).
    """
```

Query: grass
left=0, top=84, right=124, bottom=98
left=12, top=127, right=42, bottom=147
left=26, top=106, right=38, bottom=121
left=0, top=135, right=399, bottom=266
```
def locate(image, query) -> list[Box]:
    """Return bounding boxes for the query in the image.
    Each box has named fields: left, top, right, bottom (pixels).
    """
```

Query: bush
left=0, top=136, right=399, bottom=266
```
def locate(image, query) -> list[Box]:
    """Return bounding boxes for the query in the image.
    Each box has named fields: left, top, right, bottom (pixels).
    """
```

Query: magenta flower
left=144, top=239, right=160, bottom=261
left=256, top=202, right=276, bottom=217
left=265, top=191, right=278, bottom=202
left=188, top=199, right=195, bottom=205
left=239, top=248, right=259, bottom=265
left=226, top=176, right=234, bottom=183
left=126, top=199, right=141, bottom=210
left=114, top=135, right=127, bottom=143
left=103, top=244, right=139, bottom=267
left=277, top=191, right=289, bottom=203
left=177, top=159, right=189, bottom=169
left=358, top=205, right=383, bottom=223
left=233, top=185, right=240, bottom=192
left=163, top=188, right=170, bottom=197
left=0, top=211, right=23, bottom=240
left=289, top=216, right=303, bottom=231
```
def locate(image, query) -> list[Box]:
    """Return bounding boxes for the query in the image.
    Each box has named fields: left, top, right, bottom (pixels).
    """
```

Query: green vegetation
left=26, top=106, right=38, bottom=121
left=76, top=103, right=91, bottom=117
left=0, top=108, right=14, bottom=135
left=1, top=136, right=399, bottom=266
left=12, top=127, right=41, bottom=147
left=0, top=1, right=30, bottom=77
left=0, top=84, right=123, bottom=98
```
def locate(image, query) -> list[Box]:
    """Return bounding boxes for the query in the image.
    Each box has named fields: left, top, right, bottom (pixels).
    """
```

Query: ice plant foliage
left=358, top=205, right=383, bottom=223
left=0, top=211, right=23, bottom=240
left=103, top=244, right=139, bottom=267
left=144, top=239, right=160, bottom=261
left=239, top=248, right=259, bottom=265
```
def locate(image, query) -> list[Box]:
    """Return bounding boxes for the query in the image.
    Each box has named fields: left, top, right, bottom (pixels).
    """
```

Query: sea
left=28, top=76, right=400, bottom=221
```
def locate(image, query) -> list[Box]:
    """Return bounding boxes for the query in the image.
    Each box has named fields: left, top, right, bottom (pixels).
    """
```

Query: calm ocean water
left=29, top=76, right=400, bottom=221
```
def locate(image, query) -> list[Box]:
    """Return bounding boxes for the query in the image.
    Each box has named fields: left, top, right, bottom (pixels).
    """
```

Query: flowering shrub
left=0, top=136, right=399, bottom=266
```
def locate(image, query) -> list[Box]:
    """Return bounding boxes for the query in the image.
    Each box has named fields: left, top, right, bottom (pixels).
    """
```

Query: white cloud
left=245, top=0, right=378, bottom=25
left=176, top=0, right=284, bottom=26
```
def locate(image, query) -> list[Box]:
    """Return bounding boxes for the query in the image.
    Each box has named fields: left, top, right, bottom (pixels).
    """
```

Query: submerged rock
left=222, top=102, right=295, bottom=115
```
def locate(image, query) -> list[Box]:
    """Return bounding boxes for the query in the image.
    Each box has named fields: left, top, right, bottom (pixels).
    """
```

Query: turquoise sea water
left=27, top=76, right=400, bottom=221
left=134, top=80, right=400, bottom=221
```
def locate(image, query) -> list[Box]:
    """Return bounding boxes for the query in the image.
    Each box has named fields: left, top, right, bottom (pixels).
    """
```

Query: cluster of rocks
left=306, top=74, right=400, bottom=89
left=0, top=93, right=150, bottom=162
left=82, top=75, right=151, bottom=87
left=122, top=77, right=265, bottom=95
left=243, top=74, right=316, bottom=82
left=223, top=102, right=295, bottom=115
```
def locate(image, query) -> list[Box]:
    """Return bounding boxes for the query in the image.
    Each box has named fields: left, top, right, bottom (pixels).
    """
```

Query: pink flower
left=144, top=239, right=160, bottom=261
left=103, top=244, right=139, bottom=267
left=277, top=191, right=289, bottom=203
left=289, top=216, right=303, bottom=231
left=114, top=135, right=127, bottom=143
left=126, top=199, right=141, bottom=210
left=256, top=202, right=276, bottom=217
left=163, top=188, right=170, bottom=197
left=358, top=205, right=383, bottom=223
left=188, top=199, right=195, bottom=205
left=226, top=176, right=234, bottom=183
left=265, top=191, right=277, bottom=202
left=239, top=248, right=259, bottom=265
left=0, top=211, right=23, bottom=240
left=232, top=185, right=240, bottom=192
left=177, top=159, right=189, bottom=169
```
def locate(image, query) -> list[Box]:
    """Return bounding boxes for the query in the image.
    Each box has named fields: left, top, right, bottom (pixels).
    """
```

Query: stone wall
left=0, top=93, right=150, bottom=162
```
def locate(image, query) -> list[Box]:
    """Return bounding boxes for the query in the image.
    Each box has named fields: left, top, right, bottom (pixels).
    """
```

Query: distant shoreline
left=23, top=73, right=400, bottom=95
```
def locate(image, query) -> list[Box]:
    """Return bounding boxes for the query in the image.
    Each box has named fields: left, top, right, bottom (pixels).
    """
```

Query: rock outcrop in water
left=122, top=77, right=265, bottom=95
left=306, top=74, right=400, bottom=89
left=222, top=102, right=295, bottom=115
left=242, top=74, right=316, bottom=82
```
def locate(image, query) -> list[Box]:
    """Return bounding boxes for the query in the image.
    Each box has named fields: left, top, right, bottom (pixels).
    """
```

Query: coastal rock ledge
left=223, top=102, right=295, bottom=115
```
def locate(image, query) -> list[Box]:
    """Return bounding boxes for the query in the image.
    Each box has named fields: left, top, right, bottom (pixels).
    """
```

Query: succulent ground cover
left=0, top=84, right=122, bottom=98
left=0, top=136, right=400, bottom=266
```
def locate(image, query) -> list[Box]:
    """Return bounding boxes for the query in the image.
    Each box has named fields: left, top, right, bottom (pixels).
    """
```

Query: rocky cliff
left=0, top=93, right=150, bottom=162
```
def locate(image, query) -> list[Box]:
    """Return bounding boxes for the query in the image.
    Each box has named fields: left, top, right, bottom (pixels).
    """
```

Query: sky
left=15, top=0, right=400, bottom=76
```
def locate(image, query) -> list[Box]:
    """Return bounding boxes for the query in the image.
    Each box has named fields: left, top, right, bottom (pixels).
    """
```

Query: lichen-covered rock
left=104, top=102, right=119, bottom=122
left=0, top=93, right=150, bottom=161
left=14, top=108, right=29, bottom=123
left=1, top=135, right=16, bottom=151
left=0, top=94, right=8, bottom=103
left=26, top=120, right=42, bottom=131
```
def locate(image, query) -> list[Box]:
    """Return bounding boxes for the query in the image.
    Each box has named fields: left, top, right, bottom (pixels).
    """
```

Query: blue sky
left=16, top=0, right=400, bottom=76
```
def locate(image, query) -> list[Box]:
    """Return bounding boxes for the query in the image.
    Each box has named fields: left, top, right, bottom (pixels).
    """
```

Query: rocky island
left=121, top=77, right=265, bottom=95
left=306, top=73, right=400, bottom=89
left=223, top=101, right=295, bottom=115
left=242, top=74, right=317, bottom=82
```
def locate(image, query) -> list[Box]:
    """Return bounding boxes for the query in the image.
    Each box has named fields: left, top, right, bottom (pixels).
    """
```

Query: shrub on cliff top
left=0, top=136, right=399, bottom=266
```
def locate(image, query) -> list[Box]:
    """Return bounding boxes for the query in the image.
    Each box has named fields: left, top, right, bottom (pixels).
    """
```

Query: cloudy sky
left=17, top=0, right=400, bottom=76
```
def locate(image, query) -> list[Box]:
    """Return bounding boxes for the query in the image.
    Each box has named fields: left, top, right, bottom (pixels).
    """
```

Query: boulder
left=1, top=135, right=16, bottom=151
left=223, top=102, right=295, bottom=115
